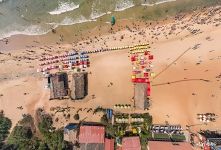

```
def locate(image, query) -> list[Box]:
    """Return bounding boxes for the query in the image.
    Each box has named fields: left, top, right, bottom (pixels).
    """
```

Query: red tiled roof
left=79, top=126, right=105, bottom=143
left=132, top=78, right=149, bottom=83
left=105, top=138, right=114, bottom=150
left=148, top=141, right=194, bottom=150
left=122, top=136, right=141, bottom=150
left=204, top=144, right=211, bottom=150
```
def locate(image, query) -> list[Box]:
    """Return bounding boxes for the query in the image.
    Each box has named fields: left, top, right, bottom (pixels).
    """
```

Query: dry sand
left=0, top=5, right=221, bottom=134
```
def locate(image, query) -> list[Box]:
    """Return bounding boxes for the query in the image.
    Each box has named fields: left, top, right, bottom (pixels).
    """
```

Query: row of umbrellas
left=115, top=118, right=129, bottom=123
left=152, top=125, right=182, bottom=131
left=40, top=59, right=89, bottom=66
left=39, top=43, right=149, bottom=62
left=114, top=104, right=132, bottom=109
left=37, top=63, right=89, bottom=73
left=39, top=51, right=87, bottom=61
left=38, top=50, right=90, bottom=73
left=197, top=113, right=217, bottom=123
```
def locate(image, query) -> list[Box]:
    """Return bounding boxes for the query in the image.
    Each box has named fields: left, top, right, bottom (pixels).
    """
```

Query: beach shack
left=134, top=83, right=149, bottom=110
left=49, top=72, right=69, bottom=100
left=71, top=72, right=88, bottom=100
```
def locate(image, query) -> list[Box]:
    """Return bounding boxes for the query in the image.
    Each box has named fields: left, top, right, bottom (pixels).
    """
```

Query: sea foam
left=0, top=24, right=49, bottom=40
left=141, top=0, right=176, bottom=6
left=49, top=1, right=79, bottom=15
left=115, top=0, right=134, bottom=12
left=59, top=16, right=90, bottom=25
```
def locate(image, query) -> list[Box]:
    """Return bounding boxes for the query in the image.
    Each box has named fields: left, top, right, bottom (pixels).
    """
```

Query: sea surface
left=0, top=0, right=179, bottom=39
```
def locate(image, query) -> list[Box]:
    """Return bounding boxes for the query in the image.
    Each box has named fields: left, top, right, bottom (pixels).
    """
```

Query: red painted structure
left=147, top=81, right=151, bottom=96
left=132, top=78, right=149, bottom=83
left=105, top=138, right=114, bottom=150
left=79, top=126, right=105, bottom=144
left=132, top=78, right=151, bottom=96
left=122, top=137, right=141, bottom=150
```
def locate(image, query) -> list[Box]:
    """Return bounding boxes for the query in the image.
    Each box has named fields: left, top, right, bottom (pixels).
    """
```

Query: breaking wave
left=49, top=1, right=79, bottom=15
left=115, top=0, right=134, bottom=11
left=141, top=0, right=176, bottom=6
left=59, top=16, right=90, bottom=25
left=0, top=24, right=50, bottom=40
left=90, top=11, right=107, bottom=20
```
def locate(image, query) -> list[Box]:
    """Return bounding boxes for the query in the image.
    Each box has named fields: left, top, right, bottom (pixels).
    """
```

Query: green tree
left=37, top=111, right=69, bottom=150
left=73, top=114, right=80, bottom=121
left=7, top=125, right=40, bottom=150
left=38, top=114, right=53, bottom=134
left=38, top=142, right=49, bottom=150
left=100, top=114, right=108, bottom=125
left=0, top=111, right=12, bottom=148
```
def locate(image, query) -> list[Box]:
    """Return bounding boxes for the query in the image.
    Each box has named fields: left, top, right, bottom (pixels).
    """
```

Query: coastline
left=0, top=1, right=221, bottom=134
left=0, top=0, right=220, bottom=51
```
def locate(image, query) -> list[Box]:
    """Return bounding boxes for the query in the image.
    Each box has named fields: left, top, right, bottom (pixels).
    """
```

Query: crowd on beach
left=0, top=5, right=221, bottom=133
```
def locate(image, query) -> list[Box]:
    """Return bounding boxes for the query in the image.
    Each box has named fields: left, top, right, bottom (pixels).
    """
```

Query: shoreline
left=0, top=0, right=220, bottom=51
left=0, top=3, right=221, bottom=133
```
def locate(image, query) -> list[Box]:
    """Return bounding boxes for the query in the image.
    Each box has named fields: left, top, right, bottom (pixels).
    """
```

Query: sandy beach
left=0, top=4, right=221, bottom=136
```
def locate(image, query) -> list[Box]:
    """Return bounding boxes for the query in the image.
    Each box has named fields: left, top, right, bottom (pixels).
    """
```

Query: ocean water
left=0, top=0, right=181, bottom=39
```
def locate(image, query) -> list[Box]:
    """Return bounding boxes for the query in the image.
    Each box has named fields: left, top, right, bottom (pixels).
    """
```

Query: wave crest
left=49, top=1, right=79, bottom=15
left=141, top=0, right=176, bottom=6
left=115, top=0, right=134, bottom=12
left=59, top=16, right=89, bottom=25
left=0, top=24, right=49, bottom=40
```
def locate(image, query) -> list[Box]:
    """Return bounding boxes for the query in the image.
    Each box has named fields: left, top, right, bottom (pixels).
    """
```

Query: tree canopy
left=0, top=111, right=12, bottom=149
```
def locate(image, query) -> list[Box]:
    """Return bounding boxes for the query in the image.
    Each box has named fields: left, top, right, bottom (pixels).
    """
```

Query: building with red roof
left=148, top=141, right=193, bottom=150
left=122, top=136, right=141, bottom=150
left=105, top=138, right=114, bottom=150
left=79, top=125, right=105, bottom=150
left=79, top=126, right=105, bottom=143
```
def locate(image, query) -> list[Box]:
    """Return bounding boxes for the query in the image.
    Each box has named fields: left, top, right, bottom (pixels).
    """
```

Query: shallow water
left=0, top=0, right=219, bottom=39
left=0, top=0, right=177, bottom=39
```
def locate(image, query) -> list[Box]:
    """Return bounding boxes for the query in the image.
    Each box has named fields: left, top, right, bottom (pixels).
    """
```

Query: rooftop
left=134, top=83, right=148, bottom=110
left=80, top=143, right=104, bottom=150
left=122, top=136, right=141, bottom=150
left=105, top=138, right=114, bottom=150
left=79, top=126, right=105, bottom=144
left=64, top=123, right=78, bottom=131
left=148, top=141, right=193, bottom=150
